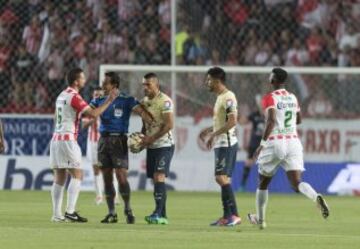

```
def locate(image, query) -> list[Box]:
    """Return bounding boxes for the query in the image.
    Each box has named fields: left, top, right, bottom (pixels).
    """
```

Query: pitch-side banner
left=1, top=115, right=360, bottom=192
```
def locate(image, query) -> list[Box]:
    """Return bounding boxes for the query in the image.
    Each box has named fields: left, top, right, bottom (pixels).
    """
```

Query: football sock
left=113, top=172, right=119, bottom=200
left=161, top=192, right=167, bottom=218
left=66, top=178, right=81, bottom=214
left=104, top=183, right=116, bottom=215
left=256, top=189, right=268, bottom=223
left=51, top=183, right=64, bottom=217
left=94, top=174, right=103, bottom=197
left=119, top=181, right=131, bottom=210
left=222, top=184, right=238, bottom=217
left=154, top=182, right=166, bottom=216
left=241, top=166, right=251, bottom=187
left=298, top=182, right=318, bottom=202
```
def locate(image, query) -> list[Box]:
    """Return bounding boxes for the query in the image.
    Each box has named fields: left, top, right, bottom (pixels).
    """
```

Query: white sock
left=66, top=178, right=81, bottom=214
left=113, top=172, right=119, bottom=199
left=51, top=183, right=64, bottom=217
left=256, top=189, right=268, bottom=223
left=94, top=174, right=103, bottom=197
left=298, top=182, right=318, bottom=202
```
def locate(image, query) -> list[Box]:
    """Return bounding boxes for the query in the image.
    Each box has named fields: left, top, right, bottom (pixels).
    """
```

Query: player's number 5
left=284, top=111, right=292, bottom=128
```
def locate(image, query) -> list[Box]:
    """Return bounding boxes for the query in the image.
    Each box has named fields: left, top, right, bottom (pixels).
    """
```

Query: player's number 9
left=284, top=111, right=292, bottom=128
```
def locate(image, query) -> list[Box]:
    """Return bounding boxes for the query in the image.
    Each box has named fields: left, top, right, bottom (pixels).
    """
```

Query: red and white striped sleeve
left=71, top=93, right=89, bottom=113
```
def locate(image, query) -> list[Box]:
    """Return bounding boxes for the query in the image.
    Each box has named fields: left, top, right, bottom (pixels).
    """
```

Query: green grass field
left=0, top=191, right=359, bottom=249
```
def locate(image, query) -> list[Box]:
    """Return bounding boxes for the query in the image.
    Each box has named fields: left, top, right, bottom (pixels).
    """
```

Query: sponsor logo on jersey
left=277, top=102, right=296, bottom=110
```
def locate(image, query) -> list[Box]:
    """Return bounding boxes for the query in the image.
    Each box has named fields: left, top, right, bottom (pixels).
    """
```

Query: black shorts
left=146, top=145, right=175, bottom=178
left=98, top=134, right=128, bottom=169
left=214, top=143, right=238, bottom=176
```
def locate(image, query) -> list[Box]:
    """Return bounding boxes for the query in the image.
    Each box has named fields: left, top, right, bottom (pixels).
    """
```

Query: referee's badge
left=114, top=108, right=123, bottom=117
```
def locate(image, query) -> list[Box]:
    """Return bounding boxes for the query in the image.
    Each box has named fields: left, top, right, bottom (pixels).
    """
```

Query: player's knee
left=215, top=175, right=228, bottom=186
left=153, top=173, right=165, bottom=183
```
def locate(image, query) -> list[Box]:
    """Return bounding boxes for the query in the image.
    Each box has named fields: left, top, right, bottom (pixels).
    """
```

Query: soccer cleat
left=64, top=211, right=88, bottom=223
left=95, top=196, right=103, bottom=205
left=316, top=195, right=330, bottom=219
left=101, top=213, right=118, bottom=223
left=247, top=213, right=266, bottom=229
left=124, top=209, right=135, bottom=224
left=145, top=213, right=168, bottom=225
left=210, top=217, right=228, bottom=226
left=225, top=215, right=242, bottom=226
left=51, top=216, right=66, bottom=223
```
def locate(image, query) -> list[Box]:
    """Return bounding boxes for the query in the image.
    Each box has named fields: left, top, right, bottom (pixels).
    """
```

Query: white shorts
left=86, top=141, right=99, bottom=165
left=50, top=140, right=82, bottom=169
left=257, top=138, right=304, bottom=177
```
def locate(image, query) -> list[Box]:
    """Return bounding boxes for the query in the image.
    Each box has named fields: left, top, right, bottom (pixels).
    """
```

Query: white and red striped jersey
left=53, top=87, right=89, bottom=140
left=262, top=89, right=300, bottom=137
left=87, top=118, right=100, bottom=143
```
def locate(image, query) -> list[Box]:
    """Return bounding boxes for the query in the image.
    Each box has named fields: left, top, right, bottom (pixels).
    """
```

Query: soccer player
left=90, top=72, right=153, bottom=224
left=140, top=73, right=175, bottom=225
left=50, top=68, right=118, bottom=222
left=0, top=119, right=4, bottom=153
left=200, top=67, right=241, bottom=226
left=248, top=68, right=330, bottom=229
left=239, top=95, right=264, bottom=191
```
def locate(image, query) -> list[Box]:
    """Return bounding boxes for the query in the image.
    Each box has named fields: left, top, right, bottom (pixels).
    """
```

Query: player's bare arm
left=141, top=112, right=173, bottom=147
left=84, top=88, right=118, bottom=118
left=81, top=117, right=95, bottom=129
left=0, top=119, right=5, bottom=153
left=206, top=112, right=237, bottom=149
left=133, top=104, right=154, bottom=125
left=253, top=108, right=276, bottom=159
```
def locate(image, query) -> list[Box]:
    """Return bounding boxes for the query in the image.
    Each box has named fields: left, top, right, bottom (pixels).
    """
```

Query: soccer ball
left=127, top=132, right=145, bottom=153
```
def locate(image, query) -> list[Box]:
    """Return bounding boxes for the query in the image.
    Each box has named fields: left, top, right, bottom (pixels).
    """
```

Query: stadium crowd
left=0, top=0, right=359, bottom=116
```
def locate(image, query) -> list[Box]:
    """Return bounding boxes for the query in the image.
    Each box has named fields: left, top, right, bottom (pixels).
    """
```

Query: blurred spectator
left=22, top=15, right=42, bottom=55
left=307, top=89, right=333, bottom=118
left=10, top=44, right=38, bottom=108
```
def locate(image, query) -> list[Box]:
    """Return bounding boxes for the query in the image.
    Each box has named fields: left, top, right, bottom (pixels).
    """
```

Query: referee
left=90, top=72, right=153, bottom=224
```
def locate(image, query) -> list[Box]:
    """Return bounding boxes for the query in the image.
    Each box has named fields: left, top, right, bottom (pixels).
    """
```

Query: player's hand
left=253, top=145, right=263, bottom=160
left=108, top=88, right=119, bottom=101
left=200, top=128, right=212, bottom=142
left=140, top=135, right=155, bottom=148
left=206, top=133, right=215, bottom=150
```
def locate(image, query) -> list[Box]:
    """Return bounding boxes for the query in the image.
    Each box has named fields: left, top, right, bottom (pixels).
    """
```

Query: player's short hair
left=144, top=72, right=158, bottom=80
left=67, top=68, right=83, bottom=86
left=105, top=71, right=120, bottom=88
left=271, top=68, right=287, bottom=83
left=207, top=67, right=226, bottom=83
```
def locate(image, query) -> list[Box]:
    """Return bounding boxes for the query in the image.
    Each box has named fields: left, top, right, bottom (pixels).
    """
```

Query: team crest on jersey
left=226, top=99, right=234, bottom=108
left=164, top=101, right=172, bottom=110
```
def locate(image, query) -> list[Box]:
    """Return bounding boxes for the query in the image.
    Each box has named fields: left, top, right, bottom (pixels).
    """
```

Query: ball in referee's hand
left=127, top=132, right=145, bottom=153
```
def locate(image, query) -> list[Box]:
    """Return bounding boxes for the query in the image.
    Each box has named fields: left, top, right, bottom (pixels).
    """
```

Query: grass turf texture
left=0, top=191, right=359, bottom=249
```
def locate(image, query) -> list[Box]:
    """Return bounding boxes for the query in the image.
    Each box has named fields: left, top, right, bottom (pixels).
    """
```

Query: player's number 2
left=284, top=111, right=292, bottom=127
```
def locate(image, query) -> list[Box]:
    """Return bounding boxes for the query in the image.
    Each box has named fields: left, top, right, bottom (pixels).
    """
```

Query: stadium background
left=0, top=0, right=360, bottom=195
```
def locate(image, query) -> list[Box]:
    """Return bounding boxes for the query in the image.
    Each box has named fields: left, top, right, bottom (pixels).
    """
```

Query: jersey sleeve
left=223, top=92, right=237, bottom=115
left=128, top=96, right=140, bottom=110
left=89, top=98, right=99, bottom=109
left=262, top=94, right=275, bottom=111
left=71, top=93, right=89, bottom=113
left=162, top=98, right=173, bottom=113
